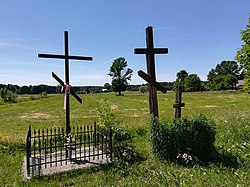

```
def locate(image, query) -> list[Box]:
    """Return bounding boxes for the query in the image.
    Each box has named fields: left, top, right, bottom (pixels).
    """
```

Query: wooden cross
left=134, top=26, right=168, bottom=117
left=173, top=85, right=185, bottom=118
left=38, top=31, right=93, bottom=135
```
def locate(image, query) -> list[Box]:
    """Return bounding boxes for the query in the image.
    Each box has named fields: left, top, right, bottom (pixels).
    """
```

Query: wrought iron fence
left=26, top=123, right=112, bottom=177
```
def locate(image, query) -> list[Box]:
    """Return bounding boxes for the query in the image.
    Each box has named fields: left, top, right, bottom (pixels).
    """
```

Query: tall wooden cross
left=38, top=31, right=93, bottom=135
left=134, top=26, right=168, bottom=117
left=173, top=85, right=185, bottom=119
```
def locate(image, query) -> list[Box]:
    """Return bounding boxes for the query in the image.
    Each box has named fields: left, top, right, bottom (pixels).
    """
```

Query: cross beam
left=134, top=26, right=168, bottom=117
left=38, top=31, right=93, bottom=135
left=173, top=85, right=185, bottom=118
left=52, top=72, right=82, bottom=104
left=138, top=70, right=167, bottom=93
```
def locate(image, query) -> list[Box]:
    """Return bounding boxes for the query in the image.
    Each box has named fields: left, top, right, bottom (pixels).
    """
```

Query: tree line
left=0, top=82, right=174, bottom=95
left=174, top=60, right=244, bottom=92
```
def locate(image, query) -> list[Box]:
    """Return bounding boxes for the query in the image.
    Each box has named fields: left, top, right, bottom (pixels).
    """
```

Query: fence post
left=26, top=126, right=31, bottom=176
left=109, top=127, right=113, bottom=162
left=94, top=122, right=97, bottom=148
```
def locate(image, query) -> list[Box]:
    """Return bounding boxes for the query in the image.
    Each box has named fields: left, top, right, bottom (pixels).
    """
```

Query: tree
left=0, top=88, right=17, bottom=103
left=215, top=61, right=239, bottom=77
left=174, top=70, right=188, bottom=90
left=19, top=85, right=31, bottom=94
left=175, top=70, right=188, bottom=84
left=104, top=83, right=111, bottom=91
left=184, top=74, right=201, bottom=92
left=139, top=85, right=148, bottom=94
left=108, top=57, right=133, bottom=95
left=207, top=61, right=239, bottom=90
left=235, top=18, right=250, bottom=93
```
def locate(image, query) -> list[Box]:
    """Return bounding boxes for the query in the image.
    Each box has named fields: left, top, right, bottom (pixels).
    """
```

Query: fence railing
left=26, top=123, right=112, bottom=177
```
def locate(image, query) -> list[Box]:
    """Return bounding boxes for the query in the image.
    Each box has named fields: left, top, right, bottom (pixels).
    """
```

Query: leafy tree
left=104, top=83, right=111, bottom=91
left=224, top=74, right=238, bottom=90
left=108, top=57, right=133, bottom=95
left=184, top=74, right=201, bottom=92
left=6, top=84, right=20, bottom=93
left=174, top=70, right=188, bottom=86
left=0, top=88, right=17, bottom=103
left=139, top=85, right=148, bottom=94
left=207, top=61, right=239, bottom=90
left=235, top=18, right=250, bottom=93
left=19, top=85, right=31, bottom=94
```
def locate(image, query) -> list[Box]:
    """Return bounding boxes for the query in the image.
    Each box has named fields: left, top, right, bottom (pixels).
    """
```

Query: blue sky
left=0, top=0, right=249, bottom=86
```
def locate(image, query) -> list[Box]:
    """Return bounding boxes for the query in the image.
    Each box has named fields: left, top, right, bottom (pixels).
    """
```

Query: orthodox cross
left=173, top=85, right=185, bottom=118
left=38, top=31, right=93, bottom=135
left=134, top=26, right=168, bottom=117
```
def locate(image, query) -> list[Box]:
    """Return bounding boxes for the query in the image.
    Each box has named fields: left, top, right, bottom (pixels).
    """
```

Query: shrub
left=96, top=101, right=135, bottom=162
left=30, top=91, right=48, bottom=100
left=0, top=88, right=17, bottom=103
left=150, top=115, right=217, bottom=164
left=139, top=85, right=148, bottom=94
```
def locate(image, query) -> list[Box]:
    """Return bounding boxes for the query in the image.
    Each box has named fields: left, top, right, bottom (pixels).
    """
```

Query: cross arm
left=138, top=70, right=167, bottom=93
left=52, top=72, right=64, bottom=86
left=38, top=54, right=93, bottom=61
left=70, top=90, right=82, bottom=104
left=134, top=48, right=168, bottom=54
left=52, top=72, right=82, bottom=104
left=173, top=103, right=185, bottom=108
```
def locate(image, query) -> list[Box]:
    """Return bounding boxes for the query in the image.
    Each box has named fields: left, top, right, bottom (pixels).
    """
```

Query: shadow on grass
left=208, top=149, right=246, bottom=169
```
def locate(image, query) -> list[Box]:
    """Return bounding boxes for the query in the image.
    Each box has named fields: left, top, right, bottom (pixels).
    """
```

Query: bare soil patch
left=19, top=113, right=57, bottom=119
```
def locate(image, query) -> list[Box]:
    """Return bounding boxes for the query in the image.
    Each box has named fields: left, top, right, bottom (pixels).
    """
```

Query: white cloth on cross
left=61, top=83, right=72, bottom=110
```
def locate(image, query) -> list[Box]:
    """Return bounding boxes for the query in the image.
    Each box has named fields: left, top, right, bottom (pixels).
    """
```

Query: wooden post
left=134, top=26, right=168, bottom=117
left=173, top=85, right=185, bottom=118
left=26, top=126, right=31, bottom=176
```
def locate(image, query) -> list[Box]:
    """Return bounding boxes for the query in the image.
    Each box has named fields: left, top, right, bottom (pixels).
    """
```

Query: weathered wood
left=134, top=26, right=168, bottom=117
left=38, top=31, right=92, bottom=135
left=173, top=85, right=185, bottom=118
left=138, top=70, right=167, bottom=93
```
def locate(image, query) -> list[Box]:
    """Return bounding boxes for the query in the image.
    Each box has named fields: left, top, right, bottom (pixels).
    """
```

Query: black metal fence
left=26, top=124, right=112, bottom=177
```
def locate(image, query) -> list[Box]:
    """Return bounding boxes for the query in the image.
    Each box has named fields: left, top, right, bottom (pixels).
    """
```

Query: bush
left=0, top=88, right=17, bottom=103
left=150, top=115, right=217, bottom=164
left=96, top=101, right=135, bottom=162
left=139, top=85, right=148, bottom=94
left=30, top=91, right=48, bottom=100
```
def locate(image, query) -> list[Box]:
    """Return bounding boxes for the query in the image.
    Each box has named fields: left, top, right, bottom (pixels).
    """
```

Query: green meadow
left=0, top=91, right=249, bottom=186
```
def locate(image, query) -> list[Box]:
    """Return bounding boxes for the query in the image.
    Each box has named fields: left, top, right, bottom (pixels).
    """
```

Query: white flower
left=177, top=153, right=182, bottom=159
left=182, top=153, right=188, bottom=159
left=188, top=155, right=193, bottom=161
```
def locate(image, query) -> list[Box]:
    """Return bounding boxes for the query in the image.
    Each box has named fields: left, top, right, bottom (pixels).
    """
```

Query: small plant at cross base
left=96, top=100, right=135, bottom=162
left=150, top=115, right=218, bottom=166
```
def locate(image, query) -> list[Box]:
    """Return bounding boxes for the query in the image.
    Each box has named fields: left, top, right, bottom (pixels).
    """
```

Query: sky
left=0, top=0, right=249, bottom=86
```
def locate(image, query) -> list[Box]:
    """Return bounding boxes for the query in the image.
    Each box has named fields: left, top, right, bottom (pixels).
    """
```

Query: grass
left=0, top=91, right=249, bottom=186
